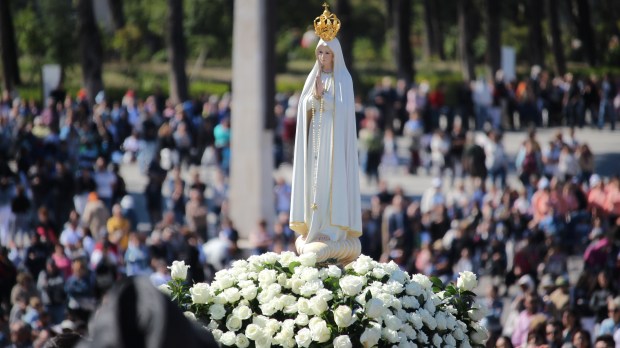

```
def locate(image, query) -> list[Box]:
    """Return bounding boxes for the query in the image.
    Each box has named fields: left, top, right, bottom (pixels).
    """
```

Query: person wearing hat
left=531, top=176, right=553, bottom=227
left=81, top=192, right=110, bottom=241
left=548, top=276, right=570, bottom=316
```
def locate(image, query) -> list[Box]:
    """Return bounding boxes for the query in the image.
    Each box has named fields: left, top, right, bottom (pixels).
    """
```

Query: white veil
left=290, top=38, right=362, bottom=238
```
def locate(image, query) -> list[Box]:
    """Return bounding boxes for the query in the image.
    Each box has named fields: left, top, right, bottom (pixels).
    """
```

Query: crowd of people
left=0, top=65, right=618, bottom=347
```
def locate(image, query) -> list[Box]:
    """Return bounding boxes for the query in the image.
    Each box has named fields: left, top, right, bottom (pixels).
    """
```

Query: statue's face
left=316, top=45, right=334, bottom=71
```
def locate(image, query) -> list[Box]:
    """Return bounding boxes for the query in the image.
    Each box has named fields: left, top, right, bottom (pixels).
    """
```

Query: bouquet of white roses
left=163, top=253, right=488, bottom=348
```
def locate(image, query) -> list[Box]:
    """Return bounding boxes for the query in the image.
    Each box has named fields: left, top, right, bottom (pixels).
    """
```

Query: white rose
left=220, top=331, right=236, bottom=346
left=452, top=328, right=465, bottom=341
left=278, top=251, right=296, bottom=266
left=339, top=275, right=365, bottom=296
left=333, top=335, right=353, bottom=348
left=390, top=269, right=406, bottom=284
left=384, top=281, right=404, bottom=295
left=235, top=334, right=250, bottom=348
left=189, top=283, right=212, bottom=304
left=365, top=298, right=385, bottom=319
left=424, top=299, right=436, bottom=314
left=231, top=259, right=248, bottom=268
left=207, top=320, right=219, bottom=329
left=456, top=271, right=478, bottom=291
left=299, top=279, right=323, bottom=297
left=295, top=328, right=312, bottom=347
left=264, top=319, right=281, bottom=336
left=405, top=282, right=422, bottom=296
left=327, top=265, right=342, bottom=278
left=383, top=327, right=400, bottom=343
left=435, top=312, right=447, bottom=331
left=299, top=253, right=316, bottom=266
left=223, top=287, right=241, bottom=303
left=299, top=267, right=320, bottom=281
left=409, top=313, right=423, bottom=330
left=309, top=296, right=328, bottom=316
left=371, top=266, right=387, bottom=279
left=432, top=333, right=442, bottom=347
left=245, top=324, right=261, bottom=340
left=468, top=302, right=488, bottom=322
left=241, top=285, right=258, bottom=300
left=158, top=284, right=172, bottom=296
left=258, top=269, right=278, bottom=286
left=262, top=252, right=278, bottom=264
left=470, top=323, right=489, bottom=344
left=352, top=257, right=372, bottom=275
left=290, top=278, right=305, bottom=294
left=334, top=305, right=355, bottom=328
left=260, top=302, right=277, bottom=316
left=208, top=304, right=226, bottom=320
left=255, top=335, right=272, bottom=348
left=410, top=274, right=432, bottom=289
left=444, top=334, right=457, bottom=347
left=295, top=313, right=310, bottom=326
left=212, top=329, right=223, bottom=341
left=168, top=260, right=190, bottom=280
left=315, top=288, right=334, bottom=302
left=233, top=305, right=252, bottom=320
left=417, top=331, right=428, bottom=344
left=277, top=273, right=288, bottom=286
left=385, top=314, right=403, bottom=331
left=183, top=311, right=196, bottom=321
left=360, top=323, right=381, bottom=347
left=226, top=315, right=243, bottom=331
left=297, top=298, right=312, bottom=314
left=462, top=339, right=472, bottom=348
left=309, top=317, right=331, bottom=343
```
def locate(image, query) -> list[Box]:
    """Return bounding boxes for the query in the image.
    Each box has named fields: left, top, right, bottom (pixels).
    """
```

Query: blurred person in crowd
left=421, top=177, right=445, bottom=214
left=429, top=129, right=450, bottom=177
left=571, top=329, right=593, bottom=348
left=463, top=131, right=487, bottom=181
left=588, top=175, right=607, bottom=219
left=25, top=234, right=51, bottom=280
left=124, top=232, right=150, bottom=277
left=73, top=168, right=96, bottom=216
left=185, top=189, right=208, bottom=242
left=10, top=272, right=39, bottom=310
left=250, top=219, right=272, bottom=255
left=597, top=296, right=620, bottom=340
left=9, top=185, right=31, bottom=244
left=36, top=259, right=66, bottom=325
left=144, top=155, right=167, bottom=225
left=35, top=207, right=58, bottom=246
left=403, top=111, right=423, bottom=174
left=358, top=118, right=383, bottom=185
left=590, top=271, right=617, bottom=323
left=8, top=320, right=32, bottom=348
left=93, top=157, right=116, bottom=211
left=511, top=292, right=543, bottom=347
left=80, top=193, right=109, bottom=241
left=65, top=259, right=95, bottom=321
left=60, top=210, right=82, bottom=255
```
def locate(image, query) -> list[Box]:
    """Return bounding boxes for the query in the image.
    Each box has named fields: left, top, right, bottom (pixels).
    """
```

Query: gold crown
left=314, top=3, right=340, bottom=42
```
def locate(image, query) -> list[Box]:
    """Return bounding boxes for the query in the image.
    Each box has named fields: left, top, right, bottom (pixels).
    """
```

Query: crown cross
left=314, top=2, right=341, bottom=42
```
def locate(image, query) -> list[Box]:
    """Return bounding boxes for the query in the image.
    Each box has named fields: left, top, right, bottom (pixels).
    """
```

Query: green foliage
left=40, top=0, right=78, bottom=68
left=14, top=6, right=45, bottom=60
left=111, top=24, right=143, bottom=62
left=184, top=0, right=232, bottom=59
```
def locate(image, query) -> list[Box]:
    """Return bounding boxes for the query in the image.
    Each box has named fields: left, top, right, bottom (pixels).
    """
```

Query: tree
left=485, top=0, right=501, bottom=76
left=77, top=0, right=104, bottom=105
left=547, top=0, right=566, bottom=75
left=0, top=0, right=21, bottom=92
left=422, top=0, right=444, bottom=60
left=458, top=0, right=475, bottom=82
left=166, top=0, right=188, bottom=104
left=390, top=0, right=414, bottom=85
left=108, top=0, right=125, bottom=31
left=571, top=0, right=597, bottom=66
left=526, top=0, right=545, bottom=67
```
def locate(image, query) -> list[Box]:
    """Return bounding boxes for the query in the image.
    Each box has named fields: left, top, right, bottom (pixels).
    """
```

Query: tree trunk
left=547, top=0, right=566, bottom=75
left=334, top=0, right=355, bottom=77
left=485, top=0, right=501, bottom=76
left=392, top=0, right=414, bottom=85
left=422, top=0, right=444, bottom=60
left=77, top=0, right=104, bottom=105
left=574, top=0, right=596, bottom=66
left=526, top=0, right=545, bottom=67
left=0, top=0, right=20, bottom=92
left=108, top=0, right=125, bottom=31
left=458, top=0, right=475, bottom=82
left=166, top=0, right=188, bottom=104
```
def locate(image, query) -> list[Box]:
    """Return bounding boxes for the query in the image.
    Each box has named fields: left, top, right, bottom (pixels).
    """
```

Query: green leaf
left=288, top=261, right=302, bottom=273
left=430, top=276, right=444, bottom=289
left=365, top=290, right=372, bottom=302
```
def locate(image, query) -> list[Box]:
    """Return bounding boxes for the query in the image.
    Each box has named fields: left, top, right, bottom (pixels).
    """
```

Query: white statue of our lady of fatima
left=289, top=3, right=362, bottom=265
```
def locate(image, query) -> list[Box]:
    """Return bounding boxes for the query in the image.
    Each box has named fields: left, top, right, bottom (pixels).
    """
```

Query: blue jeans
left=598, top=100, right=616, bottom=130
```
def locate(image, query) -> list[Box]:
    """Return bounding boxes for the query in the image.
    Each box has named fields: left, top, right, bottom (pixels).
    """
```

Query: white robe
left=289, top=38, right=362, bottom=243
